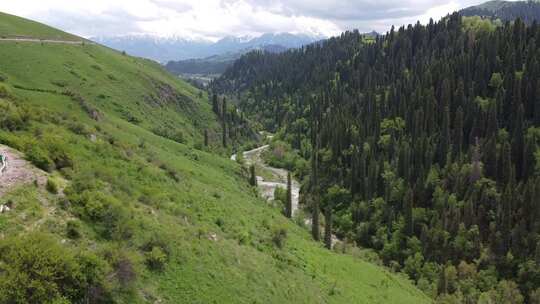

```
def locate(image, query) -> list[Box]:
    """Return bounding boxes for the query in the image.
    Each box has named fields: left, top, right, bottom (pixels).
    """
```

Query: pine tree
left=212, top=93, right=219, bottom=115
left=222, top=123, right=227, bottom=148
left=513, top=103, right=525, bottom=179
left=311, top=99, right=321, bottom=242
left=454, top=106, right=464, bottom=158
left=249, top=165, right=257, bottom=187
left=437, top=265, right=448, bottom=295
left=404, top=189, right=414, bottom=236
left=222, top=98, right=228, bottom=148
left=536, top=240, right=540, bottom=266
left=485, top=136, right=498, bottom=179
left=438, top=105, right=451, bottom=165
left=285, top=172, right=292, bottom=218
left=204, top=129, right=209, bottom=147
left=535, top=80, right=540, bottom=126
left=499, top=141, right=512, bottom=185
left=324, top=206, right=332, bottom=249
left=471, top=137, right=482, bottom=183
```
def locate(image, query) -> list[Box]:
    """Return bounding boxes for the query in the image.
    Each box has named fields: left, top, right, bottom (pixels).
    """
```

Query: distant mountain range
left=460, top=0, right=540, bottom=23
left=164, top=44, right=288, bottom=84
left=164, top=31, right=380, bottom=82
left=92, top=33, right=322, bottom=63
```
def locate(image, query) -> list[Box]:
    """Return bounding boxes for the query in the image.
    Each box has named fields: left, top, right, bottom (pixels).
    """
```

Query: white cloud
left=0, top=0, right=495, bottom=39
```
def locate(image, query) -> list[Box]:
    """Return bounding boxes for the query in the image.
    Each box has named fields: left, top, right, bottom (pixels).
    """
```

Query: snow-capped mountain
left=92, top=33, right=322, bottom=63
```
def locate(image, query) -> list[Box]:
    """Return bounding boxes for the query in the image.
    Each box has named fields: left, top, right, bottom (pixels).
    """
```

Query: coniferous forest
left=213, top=13, right=540, bottom=303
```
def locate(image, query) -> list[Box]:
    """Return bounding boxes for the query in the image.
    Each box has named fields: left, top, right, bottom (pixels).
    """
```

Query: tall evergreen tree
left=212, top=93, right=219, bottom=115
left=285, top=172, right=292, bottom=218
left=324, top=206, right=332, bottom=249
left=249, top=165, right=257, bottom=187
left=222, top=97, right=228, bottom=148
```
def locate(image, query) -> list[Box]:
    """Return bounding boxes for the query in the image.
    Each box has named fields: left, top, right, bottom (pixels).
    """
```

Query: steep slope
left=460, top=0, right=540, bottom=23
left=0, top=12, right=430, bottom=304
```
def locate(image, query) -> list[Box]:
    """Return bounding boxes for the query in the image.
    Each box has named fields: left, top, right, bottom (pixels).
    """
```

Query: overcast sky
left=0, top=0, right=495, bottom=41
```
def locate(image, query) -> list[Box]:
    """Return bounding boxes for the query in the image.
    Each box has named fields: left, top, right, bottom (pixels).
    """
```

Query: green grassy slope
left=0, top=12, right=431, bottom=304
left=0, top=11, right=80, bottom=40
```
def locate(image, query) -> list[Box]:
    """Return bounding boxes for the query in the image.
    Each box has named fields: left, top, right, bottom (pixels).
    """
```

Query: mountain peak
left=94, top=32, right=320, bottom=62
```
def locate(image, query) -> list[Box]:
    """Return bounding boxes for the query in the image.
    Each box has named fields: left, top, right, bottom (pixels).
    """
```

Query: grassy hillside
left=0, top=12, right=430, bottom=304
left=460, top=0, right=540, bottom=23
left=0, top=11, right=80, bottom=40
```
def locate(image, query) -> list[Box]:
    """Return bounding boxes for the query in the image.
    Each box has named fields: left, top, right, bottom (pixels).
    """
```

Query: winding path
left=0, top=38, right=90, bottom=45
left=0, top=145, right=47, bottom=197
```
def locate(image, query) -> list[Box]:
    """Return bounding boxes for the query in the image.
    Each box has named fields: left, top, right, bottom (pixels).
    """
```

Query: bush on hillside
left=66, top=189, right=134, bottom=240
left=152, top=126, right=186, bottom=144
left=140, top=233, right=171, bottom=271
left=271, top=226, right=287, bottom=249
left=0, top=233, right=110, bottom=304
left=26, top=145, right=54, bottom=171
left=43, top=137, right=73, bottom=170
left=0, top=99, right=29, bottom=131
left=46, top=177, right=59, bottom=194
left=145, top=246, right=167, bottom=271
left=66, top=220, right=82, bottom=239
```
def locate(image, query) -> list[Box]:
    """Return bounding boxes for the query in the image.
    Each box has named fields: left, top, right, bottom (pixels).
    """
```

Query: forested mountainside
left=214, top=14, right=540, bottom=303
left=0, top=11, right=430, bottom=304
left=460, top=0, right=540, bottom=24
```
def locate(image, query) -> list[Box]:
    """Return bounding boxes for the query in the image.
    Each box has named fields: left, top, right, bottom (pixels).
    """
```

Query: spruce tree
left=324, top=206, right=332, bottom=249
left=404, top=189, right=414, bottom=236
left=536, top=240, right=540, bottom=266
left=437, top=265, right=448, bottom=295
left=512, top=103, right=525, bottom=179
left=212, top=93, right=219, bottom=115
left=249, top=165, right=257, bottom=187
left=222, top=98, right=228, bottom=148
left=438, top=105, right=451, bottom=165
left=285, top=172, right=292, bottom=218
left=470, top=137, right=482, bottom=183
left=535, top=80, right=540, bottom=125
left=454, top=106, right=464, bottom=158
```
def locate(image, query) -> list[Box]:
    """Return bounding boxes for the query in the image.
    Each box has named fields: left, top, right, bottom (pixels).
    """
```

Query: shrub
left=274, top=186, right=286, bottom=203
left=0, top=100, right=28, bottom=131
left=145, top=246, right=167, bottom=271
left=271, top=226, right=287, bottom=249
left=46, top=178, right=59, bottom=194
left=0, top=85, right=9, bottom=98
left=114, top=256, right=137, bottom=288
left=215, top=217, right=225, bottom=228
left=67, top=190, right=133, bottom=240
left=0, top=233, right=109, bottom=303
left=67, top=121, right=91, bottom=136
left=26, top=145, right=53, bottom=171
left=152, top=126, right=186, bottom=144
left=44, top=139, right=73, bottom=170
left=66, top=220, right=82, bottom=239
